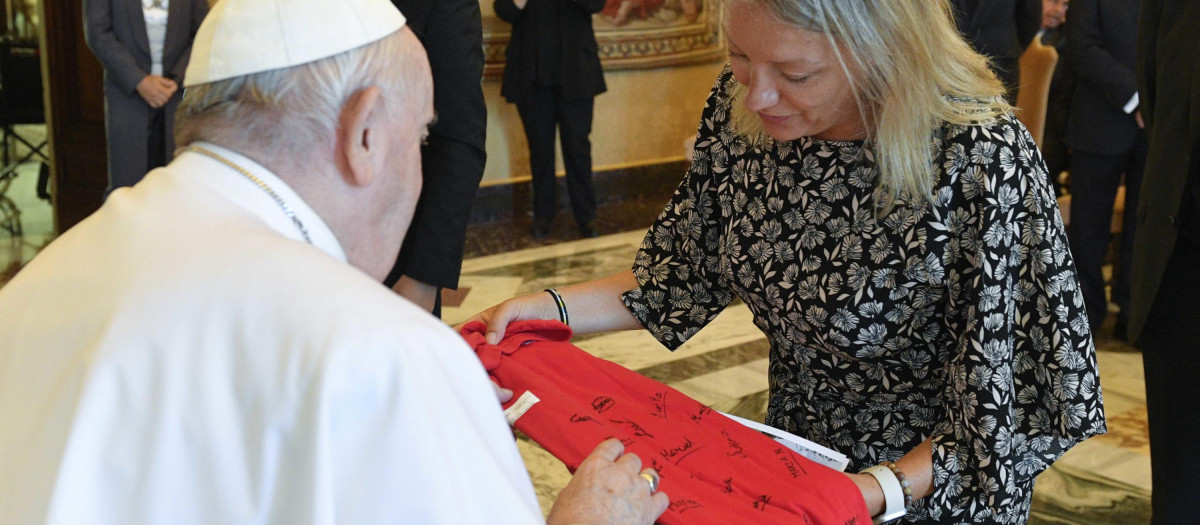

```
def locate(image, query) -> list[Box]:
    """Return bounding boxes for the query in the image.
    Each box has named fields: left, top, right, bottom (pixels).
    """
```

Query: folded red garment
left=461, top=320, right=870, bottom=525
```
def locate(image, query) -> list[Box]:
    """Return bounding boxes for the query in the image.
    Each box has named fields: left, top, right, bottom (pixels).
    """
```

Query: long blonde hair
left=727, top=0, right=1010, bottom=208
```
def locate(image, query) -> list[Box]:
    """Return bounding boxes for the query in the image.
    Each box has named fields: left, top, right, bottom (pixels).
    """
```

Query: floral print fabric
left=622, top=67, right=1105, bottom=523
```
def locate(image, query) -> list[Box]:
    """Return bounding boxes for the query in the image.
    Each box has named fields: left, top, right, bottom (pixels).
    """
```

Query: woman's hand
left=847, top=439, right=933, bottom=520
left=460, top=291, right=560, bottom=344
left=459, top=271, right=645, bottom=345
left=546, top=439, right=670, bottom=525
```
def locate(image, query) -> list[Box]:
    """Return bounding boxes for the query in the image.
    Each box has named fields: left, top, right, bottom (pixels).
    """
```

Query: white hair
left=175, top=29, right=416, bottom=159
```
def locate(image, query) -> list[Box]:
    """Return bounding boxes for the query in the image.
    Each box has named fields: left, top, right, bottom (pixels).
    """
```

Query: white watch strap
left=862, top=464, right=907, bottom=524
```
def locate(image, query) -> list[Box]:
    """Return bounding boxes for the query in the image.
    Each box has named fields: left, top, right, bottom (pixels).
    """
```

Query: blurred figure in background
left=950, top=0, right=1043, bottom=103
left=1131, top=0, right=1200, bottom=522
left=1042, top=0, right=1069, bottom=29
left=495, top=0, right=607, bottom=240
left=84, top=0, right=208, bottom=192
left=384, top=0, right=488, bottom=316
left=1064, top=0, right=1145, bottom=339
left=1039, top=0, right=1071, bottom=196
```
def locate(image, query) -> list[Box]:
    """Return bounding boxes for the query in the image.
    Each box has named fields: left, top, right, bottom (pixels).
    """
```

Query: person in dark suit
left=84, top=0, right=208, bottom=192
left=495, top=0, right=607, bottom=239
left=384, top=0, right=488, bottom=316
left=1039, top=0, right=1073, bottom=196
left=1131, top=0, right=1200, bottom=522
left=950, top=0, right=1043, bottom=103
left=1064, top=0, right=1145, bottom=337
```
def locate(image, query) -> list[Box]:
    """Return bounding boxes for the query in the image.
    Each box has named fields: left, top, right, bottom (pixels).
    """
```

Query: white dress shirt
left=142, top=0, right=169, bottom=76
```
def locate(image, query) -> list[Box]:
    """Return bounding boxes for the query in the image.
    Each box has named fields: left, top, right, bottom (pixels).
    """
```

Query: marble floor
left=0, top=124, right=54, bottom=286
left=0, top=140, right=1151, bottom=523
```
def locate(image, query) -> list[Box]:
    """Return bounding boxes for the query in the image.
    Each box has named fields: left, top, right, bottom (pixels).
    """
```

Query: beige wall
left=482, top=61, right=727, bottom=185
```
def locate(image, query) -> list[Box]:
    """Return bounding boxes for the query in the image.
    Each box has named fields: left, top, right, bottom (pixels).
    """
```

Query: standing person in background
left=495, top=0, right=607, bottom=240
left=1131, top=0, right=1200, bottom=522
left=949, top=0, right=1043, bottom=104
left=1064, top=0, right=1145, bottom=340
left=84, top=0, right=208, bottom=193
left=1039, top=0, right=1071, bottom=196
left=385, top=0, right=488, bottom=316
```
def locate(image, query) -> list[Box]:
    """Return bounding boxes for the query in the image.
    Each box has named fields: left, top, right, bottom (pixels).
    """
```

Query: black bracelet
left=544, top=288, right=569, bottom=326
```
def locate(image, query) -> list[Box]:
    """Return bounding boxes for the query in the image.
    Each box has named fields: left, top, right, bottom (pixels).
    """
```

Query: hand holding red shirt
left=461, top=320, right=871, bottom=525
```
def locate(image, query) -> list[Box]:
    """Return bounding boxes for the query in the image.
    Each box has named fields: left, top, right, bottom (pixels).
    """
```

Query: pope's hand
left=546, top=439, right=669, bottom=525
left=492, top=381, right=513, bottom=403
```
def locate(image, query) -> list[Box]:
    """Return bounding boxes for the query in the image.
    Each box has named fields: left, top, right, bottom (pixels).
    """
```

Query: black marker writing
left=592, top=396, right=615, bottom=414
left=660, top=436, right=703, bottom=465
left=721, top=429, right=747, bottom=458
left=753, top=494, right=772, bottom=511
left=609, top=417, right=655, bottom=438
left=669, top=499, right=703, bottom=514
left=650, top=391, right=667, bottom=419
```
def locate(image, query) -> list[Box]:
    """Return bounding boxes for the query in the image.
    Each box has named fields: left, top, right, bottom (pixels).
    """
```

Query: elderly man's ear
left=337, top=86, right=384, bottom=188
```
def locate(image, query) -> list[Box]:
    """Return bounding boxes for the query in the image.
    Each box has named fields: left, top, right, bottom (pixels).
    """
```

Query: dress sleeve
left=927, top=115, right=1106, bottom=521
left=620, top=68, right=739, bottom=350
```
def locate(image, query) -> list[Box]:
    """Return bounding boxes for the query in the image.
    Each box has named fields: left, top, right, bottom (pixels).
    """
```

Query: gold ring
left=640, top=470, right=660, bottom=494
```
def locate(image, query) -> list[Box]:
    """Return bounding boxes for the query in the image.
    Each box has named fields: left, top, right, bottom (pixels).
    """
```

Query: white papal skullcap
left=184, top=0, right=407, bottom=87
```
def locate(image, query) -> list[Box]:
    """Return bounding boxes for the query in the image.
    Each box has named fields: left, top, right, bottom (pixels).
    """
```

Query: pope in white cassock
left=0, top=0, right=669, bottom=523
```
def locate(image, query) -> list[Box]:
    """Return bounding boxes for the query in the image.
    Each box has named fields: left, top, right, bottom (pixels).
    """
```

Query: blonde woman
left=470, top=0, right=1104, bottom=522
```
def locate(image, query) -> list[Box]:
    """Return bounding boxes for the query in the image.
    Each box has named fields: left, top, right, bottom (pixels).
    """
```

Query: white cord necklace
left=186, top=145, right=313, bottom=245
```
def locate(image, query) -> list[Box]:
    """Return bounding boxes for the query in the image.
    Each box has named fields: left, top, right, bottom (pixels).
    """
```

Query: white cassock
left=0, top=144, right=543, bottom=524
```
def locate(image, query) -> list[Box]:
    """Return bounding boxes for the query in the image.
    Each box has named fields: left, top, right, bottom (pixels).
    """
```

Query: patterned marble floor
left=444, top=230, right=1152, bottom=524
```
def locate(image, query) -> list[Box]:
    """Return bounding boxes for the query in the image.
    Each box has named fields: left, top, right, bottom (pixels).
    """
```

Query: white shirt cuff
left=1124, top=92, right=1140, bottom=114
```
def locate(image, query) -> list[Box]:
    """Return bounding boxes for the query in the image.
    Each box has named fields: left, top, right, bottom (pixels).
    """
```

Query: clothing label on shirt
left=504, top=391, right=540, bottom=426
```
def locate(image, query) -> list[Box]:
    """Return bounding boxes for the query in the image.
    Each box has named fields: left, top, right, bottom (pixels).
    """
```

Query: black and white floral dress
left=622, top=67, right=1106, bottom=523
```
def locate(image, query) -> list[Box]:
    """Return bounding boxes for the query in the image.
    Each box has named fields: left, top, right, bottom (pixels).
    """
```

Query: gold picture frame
left=481, top=0, right=724, bottom=77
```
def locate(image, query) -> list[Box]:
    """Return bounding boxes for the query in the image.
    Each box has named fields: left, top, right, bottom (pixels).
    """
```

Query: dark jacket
left=393, top=0, right=486, bottom=159
left=1040, top=27, right=1076, bottom=182
left=1129, top=0, right=1200, bottom=341
left=494, top=0, right=607, bottom=104
left=386, top=0, right=488, bottom=289
left=83, top=0, right=208, bottom=189
left=950, top=0, right=1042, bottom=64
left=1064, top=0, right=1142, bottom=154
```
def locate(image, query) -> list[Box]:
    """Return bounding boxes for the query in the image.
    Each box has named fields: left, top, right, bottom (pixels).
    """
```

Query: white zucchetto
left=184, top=0, right=406, bottom=87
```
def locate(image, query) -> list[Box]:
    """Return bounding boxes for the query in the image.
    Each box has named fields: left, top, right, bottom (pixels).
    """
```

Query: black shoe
left=531, top=219, right=552, bottom=239
left=579, top=222, right=600, bottom=238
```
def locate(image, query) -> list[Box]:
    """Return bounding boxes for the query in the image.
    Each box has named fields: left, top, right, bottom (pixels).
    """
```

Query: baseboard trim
left=468, top=159, right=688, bottom=225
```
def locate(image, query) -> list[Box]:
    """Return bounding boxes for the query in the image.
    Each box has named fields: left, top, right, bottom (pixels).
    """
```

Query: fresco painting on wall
left=481, top=0, right=723, bottom=76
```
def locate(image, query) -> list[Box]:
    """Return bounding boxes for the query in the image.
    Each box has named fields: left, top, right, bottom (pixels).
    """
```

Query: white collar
left=176, top=142, right=347, bottom=263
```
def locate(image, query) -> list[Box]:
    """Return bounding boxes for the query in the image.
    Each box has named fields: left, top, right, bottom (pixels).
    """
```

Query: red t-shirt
left=461, top=320, right=870, bottom=525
